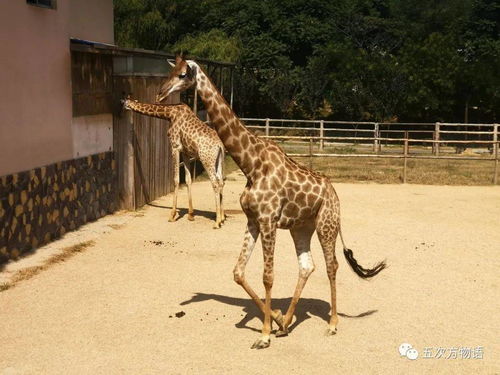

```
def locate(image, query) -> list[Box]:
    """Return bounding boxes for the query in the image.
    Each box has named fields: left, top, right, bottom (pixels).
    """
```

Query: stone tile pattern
left=0, top=152, right=117, bottom=263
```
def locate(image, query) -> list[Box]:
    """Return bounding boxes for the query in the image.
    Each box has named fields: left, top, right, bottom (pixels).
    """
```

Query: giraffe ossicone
left=157, top=53, right=386, bottom=349
left=123, top=98, right=226, bottom=228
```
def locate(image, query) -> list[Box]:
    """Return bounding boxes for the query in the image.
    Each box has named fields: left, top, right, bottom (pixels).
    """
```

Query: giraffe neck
left=126, top=100, right=179, bottom=121
left=192, top=63, right=259, bottom=178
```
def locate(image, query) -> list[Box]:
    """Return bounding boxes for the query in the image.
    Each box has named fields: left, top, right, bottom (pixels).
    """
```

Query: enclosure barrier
left=240, top=118, right=499, bottom=184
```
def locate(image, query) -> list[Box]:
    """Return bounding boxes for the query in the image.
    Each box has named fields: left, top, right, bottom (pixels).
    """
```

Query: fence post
left=493, top=123, right=498, bottom=157
left=319, top=120, right=324, bottom=151
left=494, top=139, right=499, bottom=185
left=265, top=118, right=270, bottom=137
left=434, top=122, right=440, bottom=156
left=309, top=138, right=313, bottom=170
left=403, top=131, right=409, bottom=184
left=373, top=123, right=379, bottom=153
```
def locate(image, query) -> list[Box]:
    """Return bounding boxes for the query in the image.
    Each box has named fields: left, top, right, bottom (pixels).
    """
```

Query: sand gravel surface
left=1, top=171, right=499, bottom=374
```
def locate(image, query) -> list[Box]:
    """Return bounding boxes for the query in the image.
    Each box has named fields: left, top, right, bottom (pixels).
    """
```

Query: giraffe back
left=168, top=105, right=224, bottom=161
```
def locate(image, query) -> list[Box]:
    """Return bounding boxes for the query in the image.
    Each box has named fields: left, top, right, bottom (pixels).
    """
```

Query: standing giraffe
left=156, top=54, right=386, bottom=349
left=123, top=97, right=225, bottom=229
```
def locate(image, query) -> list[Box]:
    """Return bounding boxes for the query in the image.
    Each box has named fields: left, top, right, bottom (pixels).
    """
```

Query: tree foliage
left=115, top=0, right=500, bottom=122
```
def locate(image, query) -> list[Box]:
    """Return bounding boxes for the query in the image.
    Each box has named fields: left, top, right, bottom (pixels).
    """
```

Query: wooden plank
left=259, top=135, right=498, bottom=144
left=288, top=154, right=496, bottom=161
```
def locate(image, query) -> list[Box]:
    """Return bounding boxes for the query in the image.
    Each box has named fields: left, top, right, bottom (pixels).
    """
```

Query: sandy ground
left=1, top=170, right=499, bottom=374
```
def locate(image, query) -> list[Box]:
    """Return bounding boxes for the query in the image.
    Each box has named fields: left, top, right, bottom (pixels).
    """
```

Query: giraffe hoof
left=168, top=217, right=177, bottom=222
left=212, top=223, right=221, bottom=229
left=275, top=328, right=289, bottom=338
left=251, top=336, right=270, bottom=349
left=325, top=327, right=337, bottom=336
left=187, top=214, right=195, bottom=221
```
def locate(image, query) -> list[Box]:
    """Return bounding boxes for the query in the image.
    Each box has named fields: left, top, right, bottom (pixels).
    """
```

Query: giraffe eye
left=179, top=72, right=187, bottom=79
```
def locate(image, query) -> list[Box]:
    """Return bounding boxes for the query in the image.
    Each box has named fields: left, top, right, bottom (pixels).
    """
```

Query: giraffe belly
left=277, top=197, right=320, bottom=229
left=277, top=205, right=306, bottom=229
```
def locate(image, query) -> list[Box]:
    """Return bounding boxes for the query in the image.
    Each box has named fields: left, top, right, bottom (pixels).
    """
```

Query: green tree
left=173, top=29, right=241, bottom=63
left=113, top=0, right=500, bottom=122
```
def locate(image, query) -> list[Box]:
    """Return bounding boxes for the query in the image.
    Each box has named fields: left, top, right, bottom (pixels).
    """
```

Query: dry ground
left=1, top=171, right=499, bottom=374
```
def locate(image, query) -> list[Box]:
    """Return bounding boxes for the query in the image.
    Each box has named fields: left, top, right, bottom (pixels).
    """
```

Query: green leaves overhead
left=115, top=0, right=500, bottom=122
left=173, top=29, right=241, bottom=63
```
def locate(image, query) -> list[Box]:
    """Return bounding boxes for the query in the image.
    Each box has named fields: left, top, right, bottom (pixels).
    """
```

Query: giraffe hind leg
left=316, top=195, right=341, bottom=335
left=212, top=185, right=222, bottom=229
left=201, top=155, right=223, bottom=228
left=182, top=154, right=195, bottom=221
left=276, top=223, right=316, bottom=337
left=169, top=149, right=180, bottom=222
left=215, top=146, right=226, bottom=223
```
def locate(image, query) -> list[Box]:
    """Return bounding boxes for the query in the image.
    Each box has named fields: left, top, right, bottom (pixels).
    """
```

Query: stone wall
left=0, top=152, right=117, bottom=263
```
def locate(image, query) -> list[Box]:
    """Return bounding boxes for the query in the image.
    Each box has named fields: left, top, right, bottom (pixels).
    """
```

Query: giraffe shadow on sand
left=180, top=292, right=377, bottom=333
left=147, top=203, right=216, bottom=221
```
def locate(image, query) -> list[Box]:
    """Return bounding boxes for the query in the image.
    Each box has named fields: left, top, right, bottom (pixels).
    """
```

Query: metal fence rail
left=240, top=118, right=499, bottom=184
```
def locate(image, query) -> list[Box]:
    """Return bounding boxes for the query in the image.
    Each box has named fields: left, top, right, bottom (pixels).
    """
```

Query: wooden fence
left=240, top=118, right=499, bottom=184
left=113, top=76, right=178, bottom=210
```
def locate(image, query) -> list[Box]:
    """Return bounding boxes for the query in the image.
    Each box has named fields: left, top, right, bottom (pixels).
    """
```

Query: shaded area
left=147, top=203, right=215, bottom=221
left=181, top=292, right=377, bottom=333
left=147, top=204, right=244, bottom=220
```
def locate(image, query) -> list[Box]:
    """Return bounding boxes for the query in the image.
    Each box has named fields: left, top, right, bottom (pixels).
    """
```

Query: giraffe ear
left=186, top=60, right=197, bottom=78
left=167, top=59, right=175, bottom=67
left=175, top=51, right=184, bottom=64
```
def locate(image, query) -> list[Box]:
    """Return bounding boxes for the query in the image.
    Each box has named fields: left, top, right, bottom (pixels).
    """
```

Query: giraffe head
left=156, top=53, right=197, bottom=103
left=121, top=96, right=136, bottom=111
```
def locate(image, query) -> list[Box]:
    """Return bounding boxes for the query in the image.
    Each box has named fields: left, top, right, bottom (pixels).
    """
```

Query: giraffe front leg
left=182, top=154, right=195, bottom=221
left=169, top=149, right=180, bottom=222
left=233, top=222, right=284, bottom=337
left=251, top=221, right=277, bottom=349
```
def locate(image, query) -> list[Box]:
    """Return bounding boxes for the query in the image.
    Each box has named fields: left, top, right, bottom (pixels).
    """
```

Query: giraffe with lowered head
left=123, top=97, right=225, bottom=228
left=156, top=54, right=386, bottom=349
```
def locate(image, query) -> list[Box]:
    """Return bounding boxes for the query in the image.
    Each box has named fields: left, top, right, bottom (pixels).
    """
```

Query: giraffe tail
left=339, top=229, right=387, bottom=279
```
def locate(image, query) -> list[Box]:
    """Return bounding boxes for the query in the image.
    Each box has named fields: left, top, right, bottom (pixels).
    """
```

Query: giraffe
left=156, top=54, right=386, bottom=349
left=122, top=97, right=226, bottom=229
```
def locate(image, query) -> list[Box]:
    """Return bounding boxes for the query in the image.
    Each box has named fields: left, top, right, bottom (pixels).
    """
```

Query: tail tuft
left=343, top=247, right=387, bottom=279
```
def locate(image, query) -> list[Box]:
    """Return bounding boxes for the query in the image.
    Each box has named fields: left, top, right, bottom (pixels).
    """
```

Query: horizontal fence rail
left=239, top=118, right=499, bottom=184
